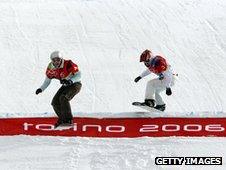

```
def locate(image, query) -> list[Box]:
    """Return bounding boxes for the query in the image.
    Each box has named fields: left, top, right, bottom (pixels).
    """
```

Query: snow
left=0, top=136, right=225, bottom=170
left=0, top=0, right=225, bottom=114
left=0, top=0, right=226, bottom=169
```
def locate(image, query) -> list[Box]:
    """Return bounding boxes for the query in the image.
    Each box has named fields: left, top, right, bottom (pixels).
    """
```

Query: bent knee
left=147, top=79, right=159, bottom=87
left=51, top=98, right=59, bottom=106
left=59, top=95, right=69, bottom=102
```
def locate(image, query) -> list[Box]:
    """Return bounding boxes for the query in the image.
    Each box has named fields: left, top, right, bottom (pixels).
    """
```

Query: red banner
left=0, top=117, right=226, bottom=137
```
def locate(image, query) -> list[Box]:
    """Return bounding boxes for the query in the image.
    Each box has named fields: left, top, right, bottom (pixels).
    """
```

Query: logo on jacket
left=60, top=72, right=65, bottom=78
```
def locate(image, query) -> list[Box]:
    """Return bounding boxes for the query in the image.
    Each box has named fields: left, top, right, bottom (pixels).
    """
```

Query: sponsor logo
left=23, top=123, right=126, bottom=132
left=60, top=72, right=65, bottom=78
left=1, top=117, right=226, bottom=137
left=139, top=124, right=225, bottom=132
left=23, top=123, right=225, bottom=132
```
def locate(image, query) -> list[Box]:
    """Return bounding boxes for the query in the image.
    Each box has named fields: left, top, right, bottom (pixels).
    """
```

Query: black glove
left=166, top=87, right=172, bottom=96
left=60, top=79, right=73, bottom=86
left=159, top=73, right=164, bottom=80
left=134, top=76, right=142, bottom=83
left=35, top=88, right=42, bottom=95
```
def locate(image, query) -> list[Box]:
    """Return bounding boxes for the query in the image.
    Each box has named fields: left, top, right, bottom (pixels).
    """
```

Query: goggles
left=52, top=57, right=61, bottom=62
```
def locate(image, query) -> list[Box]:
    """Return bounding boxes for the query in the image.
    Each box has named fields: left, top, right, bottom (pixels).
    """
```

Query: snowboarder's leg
left=145, top=78, right=168, bottom=110
left=59, top=82, right=82, bottom=122
left=145, top=79, right=157, bottom=100
left=154, top=90, right=166, bottom=111
left=59, top=95, right=72, bottom=122
left=51, top=86, right=65, bottom=118
left=143, top=78, right=160, bottom=107
left=155, top=88, right=165, bottom=106
left=153, top=80, right=171, bottom=111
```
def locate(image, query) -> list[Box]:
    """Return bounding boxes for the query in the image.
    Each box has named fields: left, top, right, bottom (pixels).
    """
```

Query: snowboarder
left=133, top=49, right=175, bottom=111
left=35, top=51, right=82, bottom=128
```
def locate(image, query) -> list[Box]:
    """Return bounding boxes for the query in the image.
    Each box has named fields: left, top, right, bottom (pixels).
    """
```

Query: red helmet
left=140, top=49, right=152, bottom=62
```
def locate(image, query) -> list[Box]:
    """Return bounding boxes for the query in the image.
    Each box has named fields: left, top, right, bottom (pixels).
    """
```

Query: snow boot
left=54, top=119, right=73, bottom=128
left=54, top=119, right=63, bottom=128
left=63, top=119, right=73, bottom=125
left=154, top=104, right=166, bottom=111
left=140, top=99, right=155, bottom=107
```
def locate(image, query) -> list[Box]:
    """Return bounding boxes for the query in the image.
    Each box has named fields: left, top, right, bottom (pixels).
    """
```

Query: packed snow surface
left=0, top=0, right=226, bottom=169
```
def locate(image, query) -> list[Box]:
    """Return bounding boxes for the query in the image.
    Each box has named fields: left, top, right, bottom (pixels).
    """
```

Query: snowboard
left=54, top=123, right=73, bottom=130
left=132, top=102, right=163, bottom=112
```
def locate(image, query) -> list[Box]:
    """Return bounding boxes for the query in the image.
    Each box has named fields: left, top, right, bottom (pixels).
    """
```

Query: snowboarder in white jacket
left=134, top=49, right=175, bottom=111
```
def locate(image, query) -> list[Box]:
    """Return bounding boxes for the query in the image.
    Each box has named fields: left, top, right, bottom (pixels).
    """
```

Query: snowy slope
left=0, top=0, right=226, bottom=170
left=0, top=0, right=225, bottom=114
left=0, top=136, right=225, bottom=170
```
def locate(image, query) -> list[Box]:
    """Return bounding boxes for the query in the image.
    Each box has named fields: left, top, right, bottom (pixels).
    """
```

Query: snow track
left=0, top=0, right=225, bottom=113
left=0, top=0, right=226, bottom=169
left=0, top=136, right=225, bottom=170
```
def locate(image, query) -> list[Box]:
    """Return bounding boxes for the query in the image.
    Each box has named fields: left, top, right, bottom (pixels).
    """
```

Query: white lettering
left=36, top=124, right=55, bottom=131
left=162, top=124, right=180, bottom=131
left=23, top=123, right=33, bottom=131
left=155, top=157, right=184, bottom=165
left=23, top=122, right=225, bottom=134
left=72, top=123, right=78, bottom=131
left=139, top=125, right=158, bottom=132
left=184, top=124, right=202, bottom=131
left=82, top=125, right=102, bottom=132
left=205, top=124, right=225, bottom=132
left=105, top=125, right=125, bottom=132
left=155, top=157, right=163, bottom=164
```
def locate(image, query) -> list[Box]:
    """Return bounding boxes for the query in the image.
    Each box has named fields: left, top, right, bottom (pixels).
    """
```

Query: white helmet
left=50, top=51, right=62, bottom=60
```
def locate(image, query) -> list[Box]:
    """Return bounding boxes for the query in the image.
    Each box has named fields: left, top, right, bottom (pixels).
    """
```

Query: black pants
left=51, top=82, right=82, bottom=122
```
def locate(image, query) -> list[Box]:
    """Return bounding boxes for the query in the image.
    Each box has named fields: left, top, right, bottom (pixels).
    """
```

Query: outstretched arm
left=134, top=69, right=151, bottom=83
left=69, top=71, right=81, bottom=83
left=40, top=76, right=52, bottom=91
left=140, top=68, right=151, bottom=78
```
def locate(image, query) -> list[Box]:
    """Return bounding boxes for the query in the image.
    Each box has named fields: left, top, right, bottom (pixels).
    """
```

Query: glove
left=35, top=88, right=42, bottom=95
left=60, top=79, right=73, bottom=86
left=159, top=73, right=164, bottom=80
left=134, top=76, right=142, bottom=83
left=166, top=87, right=172, bottom=96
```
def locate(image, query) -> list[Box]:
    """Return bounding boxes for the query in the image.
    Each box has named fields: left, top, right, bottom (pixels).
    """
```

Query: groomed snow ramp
left=1, top=113, right=226, bottom=137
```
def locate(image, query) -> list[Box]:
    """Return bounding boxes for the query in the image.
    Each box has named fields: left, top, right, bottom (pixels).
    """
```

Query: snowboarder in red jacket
left=36, top=51, right=82, bottom=127
left=134, top=49, right=175, bottom=111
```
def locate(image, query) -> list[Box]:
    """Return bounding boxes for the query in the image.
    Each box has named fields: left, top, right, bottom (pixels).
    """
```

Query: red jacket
left=46, top=59, right=79, bottom=79
left=144, top=55, right=167, bottom=74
